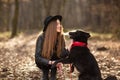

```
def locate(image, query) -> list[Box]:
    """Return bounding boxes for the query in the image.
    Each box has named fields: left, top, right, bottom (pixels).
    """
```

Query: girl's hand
left=48, top=61, right=55, bottom=65
left=51, top=61, right=55, bottom=64
left=48, top=61, right=52, bottom=65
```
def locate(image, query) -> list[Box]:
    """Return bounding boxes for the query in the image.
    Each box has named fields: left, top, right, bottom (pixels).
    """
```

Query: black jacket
left=35, top=33, right=69, bottom=67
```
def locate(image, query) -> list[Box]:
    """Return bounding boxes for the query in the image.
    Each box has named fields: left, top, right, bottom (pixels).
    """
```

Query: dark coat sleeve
left=35, top=35, right=49, bottom=66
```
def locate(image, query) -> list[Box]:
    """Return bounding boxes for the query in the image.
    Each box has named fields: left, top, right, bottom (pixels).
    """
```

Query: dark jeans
left=39, top=65, right=57, bottom=80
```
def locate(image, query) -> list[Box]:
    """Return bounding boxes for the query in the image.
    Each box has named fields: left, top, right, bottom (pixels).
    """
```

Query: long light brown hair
left=41, top=20, right=65, bottom=59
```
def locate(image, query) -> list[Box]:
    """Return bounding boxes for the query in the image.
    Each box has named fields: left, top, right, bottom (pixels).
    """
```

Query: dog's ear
left=86, top=33, right=91, bottom=38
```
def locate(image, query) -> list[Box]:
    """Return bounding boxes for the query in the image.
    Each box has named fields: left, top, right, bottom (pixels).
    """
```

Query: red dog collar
left=71, top=41, right=87, bottom=48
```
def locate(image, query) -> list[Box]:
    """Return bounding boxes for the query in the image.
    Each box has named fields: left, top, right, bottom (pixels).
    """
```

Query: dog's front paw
left=70, top=64, right=74, bottom=73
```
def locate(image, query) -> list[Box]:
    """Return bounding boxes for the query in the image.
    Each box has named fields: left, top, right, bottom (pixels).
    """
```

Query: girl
left=35, top=15, right=69, bottom=80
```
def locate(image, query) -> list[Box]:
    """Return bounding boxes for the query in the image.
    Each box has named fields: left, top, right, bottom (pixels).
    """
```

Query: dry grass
left=0, top=31, right=119, bottom=80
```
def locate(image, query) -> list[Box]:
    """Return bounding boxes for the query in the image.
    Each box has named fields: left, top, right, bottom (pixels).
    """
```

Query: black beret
left=43, top=15, right=62, bottom=32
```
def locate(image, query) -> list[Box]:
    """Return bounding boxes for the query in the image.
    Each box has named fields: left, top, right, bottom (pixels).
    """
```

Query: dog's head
left=69, top=30, right=90, bottom=43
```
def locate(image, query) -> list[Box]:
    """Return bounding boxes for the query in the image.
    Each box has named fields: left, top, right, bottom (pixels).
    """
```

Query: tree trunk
left=6, top=0, right=11, bottom=31
left=11, top=0, right=19, bottom=38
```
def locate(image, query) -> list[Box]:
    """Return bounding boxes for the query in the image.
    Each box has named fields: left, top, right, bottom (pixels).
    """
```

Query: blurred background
left=0, top=0, right=120, bottom=80
left=0, top=0, right=120, bottom=38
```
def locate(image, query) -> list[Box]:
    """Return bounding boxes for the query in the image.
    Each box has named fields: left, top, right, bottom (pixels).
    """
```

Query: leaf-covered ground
left=0, top=32, right=120, bottom=80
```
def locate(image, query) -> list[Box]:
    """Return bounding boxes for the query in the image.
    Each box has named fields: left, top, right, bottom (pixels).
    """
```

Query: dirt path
left=0, top=33, right=120, bottom=80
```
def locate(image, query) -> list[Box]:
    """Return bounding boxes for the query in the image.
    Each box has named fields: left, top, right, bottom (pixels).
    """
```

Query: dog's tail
left=104, top=75, right=117, bottom=80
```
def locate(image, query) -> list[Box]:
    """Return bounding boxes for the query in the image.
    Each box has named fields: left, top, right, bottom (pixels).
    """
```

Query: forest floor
left=0, top=31, right=120, bottom=80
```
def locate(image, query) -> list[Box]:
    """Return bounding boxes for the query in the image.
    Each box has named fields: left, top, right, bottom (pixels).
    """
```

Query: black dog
left=52, top=30, right=102, bottom=80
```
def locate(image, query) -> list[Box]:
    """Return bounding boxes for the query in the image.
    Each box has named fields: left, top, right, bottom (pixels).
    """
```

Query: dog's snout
left=69, top=32, right=72, bottom=35
left=69, top=32, right=74, bottom=35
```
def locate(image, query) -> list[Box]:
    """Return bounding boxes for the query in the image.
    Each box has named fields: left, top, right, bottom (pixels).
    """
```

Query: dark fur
left=52, top=30, right=102, bottom=80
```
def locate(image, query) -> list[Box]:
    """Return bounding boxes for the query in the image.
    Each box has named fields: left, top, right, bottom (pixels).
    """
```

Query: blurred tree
left=0, top=0, right=3, bottom=31
left=6, top=0, right=11, bottom=31
left=0, top=1, right=1, bottom=14
left=43, top=0, right=53, bottom=16
left=0, top=0, right=119, bottom=39
left=11, top=0, right=19, bottom=38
